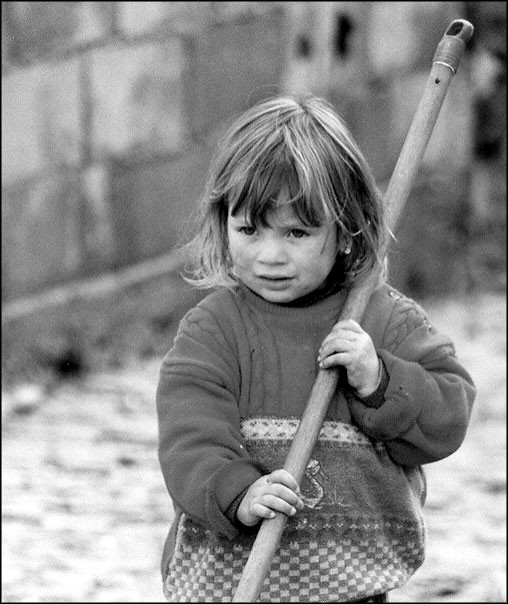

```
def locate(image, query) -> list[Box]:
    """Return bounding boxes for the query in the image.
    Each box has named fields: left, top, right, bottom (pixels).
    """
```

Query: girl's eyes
left=237, top=226, right=310, bottom=238
left=238, top=225, right=256, bottom=236
left=288, top=229, right=309, bottom=239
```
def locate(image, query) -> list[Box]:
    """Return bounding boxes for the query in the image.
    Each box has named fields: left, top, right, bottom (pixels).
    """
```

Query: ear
left=337, top=237, right=351, bottom=255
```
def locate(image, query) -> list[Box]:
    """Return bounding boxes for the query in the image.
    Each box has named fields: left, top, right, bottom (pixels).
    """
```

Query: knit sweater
left=156, top=281, right=475, bottom=602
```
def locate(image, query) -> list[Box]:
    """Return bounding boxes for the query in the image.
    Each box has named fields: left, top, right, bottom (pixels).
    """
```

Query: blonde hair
left=184, top=94, right=386, bottom=289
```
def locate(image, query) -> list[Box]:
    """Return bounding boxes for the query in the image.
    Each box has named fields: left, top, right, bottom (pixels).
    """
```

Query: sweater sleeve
left=349, top=287, right=476, bottom=466
left=156, top=297, right=267, bottom=539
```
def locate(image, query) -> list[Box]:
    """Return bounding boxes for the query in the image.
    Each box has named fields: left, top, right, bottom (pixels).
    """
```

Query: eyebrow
left=273, top=221, right=313, bottom=230
left=229, top=214, right=314, bottom=229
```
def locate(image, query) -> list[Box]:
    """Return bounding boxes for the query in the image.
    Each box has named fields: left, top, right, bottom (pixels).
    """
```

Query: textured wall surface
left=2, top=2, right=285, bottom=300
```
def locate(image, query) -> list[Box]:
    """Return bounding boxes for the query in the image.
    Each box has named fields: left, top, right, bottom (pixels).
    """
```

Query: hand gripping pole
left=232, top=19, right=474, bottom=603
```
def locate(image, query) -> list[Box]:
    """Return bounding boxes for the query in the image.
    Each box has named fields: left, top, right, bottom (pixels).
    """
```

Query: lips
left=257, top=275, right=294, bottom=289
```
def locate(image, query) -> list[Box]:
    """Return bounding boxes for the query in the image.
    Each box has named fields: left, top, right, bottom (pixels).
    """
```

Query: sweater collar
left=236, top=279, right=347, bottom=322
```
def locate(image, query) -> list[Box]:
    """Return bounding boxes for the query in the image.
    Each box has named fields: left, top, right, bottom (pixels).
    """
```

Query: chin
left=259, top=288, right=302, bottom=304
left=265, top=294, right=294, bottom=304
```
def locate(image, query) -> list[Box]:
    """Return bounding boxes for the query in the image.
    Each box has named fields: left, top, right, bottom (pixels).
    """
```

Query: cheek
left=320, top=232, right=338, bottom=269
left=309, top=235, right=335, bottom=261
left=298, top=239, right=336, bottom=279
left=228, top=235, right=251, bottom=269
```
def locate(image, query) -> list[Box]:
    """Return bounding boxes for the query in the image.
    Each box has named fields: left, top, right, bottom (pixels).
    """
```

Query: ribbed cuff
left=224, top=486, right=261, bottom=535
left=356, top=357, right=389, bottom=409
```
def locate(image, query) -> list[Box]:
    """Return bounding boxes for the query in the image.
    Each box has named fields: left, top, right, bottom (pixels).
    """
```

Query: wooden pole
left=232, top=19, right=474, bottom=602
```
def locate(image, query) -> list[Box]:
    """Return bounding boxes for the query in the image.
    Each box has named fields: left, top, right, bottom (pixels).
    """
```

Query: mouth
left=257, top=275, right=294, bottom=288
left=258, top=275, right=292, bottom=281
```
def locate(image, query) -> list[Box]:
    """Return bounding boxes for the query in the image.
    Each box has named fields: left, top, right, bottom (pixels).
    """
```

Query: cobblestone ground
left=2, top=293, right=506, bottom=603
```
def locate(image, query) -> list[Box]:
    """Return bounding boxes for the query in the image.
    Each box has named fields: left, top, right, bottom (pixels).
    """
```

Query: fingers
left=266, top=469, right=300, bottom=492
left=319, top=333, right=355, bottom=355
left=318, top=322, right=374, bottom=367
left=318, top=322, right=380, bottom=395
left=256, top=470, right=304, bottom=519
left=330, top=319, right=363, bottom=334
left=237, top=470, right=305, bottom=526
left=266, top=482, right=302, bottom=508
left=318, top=342, right=353, bottom=368
left=251, top=493, right=301, bottom=519
left=318, top=333, right=364, bottom=370
left=319, top=321, right=365, bottom=355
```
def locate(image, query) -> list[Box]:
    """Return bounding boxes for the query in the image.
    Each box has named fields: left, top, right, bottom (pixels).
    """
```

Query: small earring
left=343, top=245, right=351, bottom=255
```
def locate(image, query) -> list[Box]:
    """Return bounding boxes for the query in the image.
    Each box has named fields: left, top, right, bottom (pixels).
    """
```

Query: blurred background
left=1, top=2, right=506, bottom=602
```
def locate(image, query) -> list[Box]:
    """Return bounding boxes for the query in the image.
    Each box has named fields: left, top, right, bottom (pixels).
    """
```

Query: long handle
left=232, top=19, right=474, bottom=603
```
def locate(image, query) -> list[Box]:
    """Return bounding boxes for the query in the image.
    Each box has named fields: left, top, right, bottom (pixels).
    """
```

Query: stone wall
left=2, top=2, right=286, bottom=301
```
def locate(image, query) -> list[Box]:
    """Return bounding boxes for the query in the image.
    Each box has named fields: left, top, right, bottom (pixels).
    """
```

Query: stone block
left=331, top=84, right=396, bottom=183
left=118, top=1, right=213, bottom=36
left=4, top=2, right=114, bottom=63
left=186, top=10, right=285, bottom=136
left=90, top=40, right=186, bottom=160
left=367, top=3, right=420, bottom=76
left=283, top=2, right=374, bottom=98
left=108, top=144, right=215, bottom=265
left=366, top=2, right=462, bottom=77
left=2, top=3, right=9, bottom=71
left=2, top=171, right=83, bottom=300
left=281, top=1, right=327, bottom=96
left=1, top=59, right=82, bottom=184
left=81, top=164, right=116, bottom=272
left=466, top=1, right=506, bottom=57
left=387, top=167, right=471, bottom=298
left=212, top=2, right=278, bottom=20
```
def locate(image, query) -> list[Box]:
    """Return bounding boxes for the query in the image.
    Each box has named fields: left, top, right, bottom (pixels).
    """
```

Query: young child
left=156, top=94, right=476, bottom=603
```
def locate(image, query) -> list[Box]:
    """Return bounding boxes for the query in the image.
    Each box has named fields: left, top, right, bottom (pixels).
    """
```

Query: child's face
left=227, top=202, right=338, bottom=304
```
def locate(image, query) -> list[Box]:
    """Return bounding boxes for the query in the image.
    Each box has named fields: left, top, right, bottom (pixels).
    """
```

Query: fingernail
left=289, top=507, right=296, bottom=516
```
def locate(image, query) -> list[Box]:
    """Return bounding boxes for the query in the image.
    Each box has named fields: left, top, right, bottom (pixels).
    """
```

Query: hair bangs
left=227, top=140, right=330, bottom=229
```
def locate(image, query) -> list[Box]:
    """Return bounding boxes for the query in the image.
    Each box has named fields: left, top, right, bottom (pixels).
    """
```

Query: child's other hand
left=236, top=469, right=304, bottom=527
left=318, top=319, right=380, bottom=397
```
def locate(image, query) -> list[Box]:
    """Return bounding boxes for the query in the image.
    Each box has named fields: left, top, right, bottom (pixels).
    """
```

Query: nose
left=257, top=233, right=288, bottom=264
